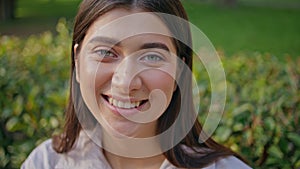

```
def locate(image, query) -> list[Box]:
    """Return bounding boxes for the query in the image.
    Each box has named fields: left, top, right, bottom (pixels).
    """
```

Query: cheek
left=79, top=58, right=97, bottom=83
left=79, top=58, right=113, bottom=93
left=142, top=70, right=175, bottom=102
left=94, top=64, right=113, bottom=93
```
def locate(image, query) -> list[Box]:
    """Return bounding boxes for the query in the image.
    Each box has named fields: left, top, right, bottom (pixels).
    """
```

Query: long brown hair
left=53, top=0, right=242, bottom=168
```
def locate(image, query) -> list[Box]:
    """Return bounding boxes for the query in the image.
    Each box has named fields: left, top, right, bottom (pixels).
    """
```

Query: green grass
left=182, top=1, right=300, bottom=59
left=15, top=0, right=81, bottom=19
left=0, top=0, right=299, bottom=59
left=0, top=0, right=81, bottom=36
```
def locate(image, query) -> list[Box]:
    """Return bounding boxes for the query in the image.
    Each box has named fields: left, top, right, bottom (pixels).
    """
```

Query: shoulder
left=206, top=156, right=252, bottom=169
left=21, top=131, right=111, bottom=169
left=21, top=139, right=60, bottom=169
left=162, top=156, right=252, bottom=169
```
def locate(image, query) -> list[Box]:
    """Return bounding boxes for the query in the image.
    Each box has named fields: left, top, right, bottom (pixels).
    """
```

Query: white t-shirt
left=21, top=131, right=252, bottom=169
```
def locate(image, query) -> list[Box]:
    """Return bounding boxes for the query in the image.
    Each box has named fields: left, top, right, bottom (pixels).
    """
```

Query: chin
left=101, top=116, right=141, bottom=138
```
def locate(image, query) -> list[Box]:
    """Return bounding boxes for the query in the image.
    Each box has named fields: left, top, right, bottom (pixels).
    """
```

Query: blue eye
left=95, top=49, right=116, bottom=58
left=142, top=54, right=164, bottom=62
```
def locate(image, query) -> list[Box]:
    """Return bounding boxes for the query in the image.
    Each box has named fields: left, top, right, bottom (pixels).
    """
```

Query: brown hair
left=53, top=0, right=243, bottom=168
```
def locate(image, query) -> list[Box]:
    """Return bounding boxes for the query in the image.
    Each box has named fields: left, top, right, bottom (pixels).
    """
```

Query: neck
left=104, top=150, right=165, bottom=169
left=102, top=129, right=165, bottom=169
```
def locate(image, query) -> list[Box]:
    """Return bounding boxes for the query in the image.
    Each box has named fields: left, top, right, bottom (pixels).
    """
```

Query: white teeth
left=124, top=102, right=131, bottom=109
left=113, top=99, right=117, bottom=106
left=130, top=102, right=136, bottom=108
left=107, top=97, right=142, bottom=109
left=135, top=102, right=140, bottom=107
left=108, top=98, right=113, bottom=104
left=117, top=101, right=124, bottom=108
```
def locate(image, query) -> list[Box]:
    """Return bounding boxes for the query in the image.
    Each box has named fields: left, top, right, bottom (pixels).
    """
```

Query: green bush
left=0, top=19, right=299, bottom=169
left=223, top=54, right=299, bottom=169
left=195, top=53, right=300, bottom=168
left=0, top=19, right=71, bottom=168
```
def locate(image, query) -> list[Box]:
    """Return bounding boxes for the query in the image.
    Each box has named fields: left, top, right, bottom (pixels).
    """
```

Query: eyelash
left=140, top=53, right=164, bottom=62
left=95, top=49, right=117, bottom=58
left=93, top=48, right=165, bottom=63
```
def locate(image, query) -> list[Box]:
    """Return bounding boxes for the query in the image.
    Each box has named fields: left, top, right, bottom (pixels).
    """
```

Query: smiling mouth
left=102, top=95, right=148, bottom=109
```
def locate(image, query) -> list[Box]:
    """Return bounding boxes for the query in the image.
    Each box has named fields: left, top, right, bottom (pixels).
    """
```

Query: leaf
left=268, top=145, right=283, bottom=159
left=264, top=117, right=275, bottom=131
left=278, top=137, right=289, bottom=154
left=215, top=126, right=232, bottom=142
left=287, top=133, right=300, bottom=147
left=6, top=117, right=20, bottom=132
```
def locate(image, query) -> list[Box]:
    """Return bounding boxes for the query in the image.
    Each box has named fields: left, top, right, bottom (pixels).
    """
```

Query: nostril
left=111, top=72, right=142, bottom=91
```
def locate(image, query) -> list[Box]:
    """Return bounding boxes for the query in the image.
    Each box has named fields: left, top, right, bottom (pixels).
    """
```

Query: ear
left=74, top=44, right=80, bottom=83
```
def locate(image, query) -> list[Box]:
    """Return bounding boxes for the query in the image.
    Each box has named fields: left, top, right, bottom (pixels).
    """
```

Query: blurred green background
left=1, top=0, right=300, bottom=58
left=0, top=0, right=299, bottom=168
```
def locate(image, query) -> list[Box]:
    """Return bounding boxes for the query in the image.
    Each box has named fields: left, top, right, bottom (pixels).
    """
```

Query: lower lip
left=103, top=97, right=146, bottom=116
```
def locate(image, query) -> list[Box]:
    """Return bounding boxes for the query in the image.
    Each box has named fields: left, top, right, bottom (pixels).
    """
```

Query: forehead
left=83, top=8, right=174, bottom=47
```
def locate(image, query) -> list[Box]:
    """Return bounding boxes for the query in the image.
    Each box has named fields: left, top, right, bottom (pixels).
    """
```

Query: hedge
left=195, top=52, right=300, bottom=168
left=0, top=19, right=299, bottom=169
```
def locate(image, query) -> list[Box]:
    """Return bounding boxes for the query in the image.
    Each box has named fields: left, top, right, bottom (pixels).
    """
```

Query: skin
left=74, top=8, right=179, bottom=169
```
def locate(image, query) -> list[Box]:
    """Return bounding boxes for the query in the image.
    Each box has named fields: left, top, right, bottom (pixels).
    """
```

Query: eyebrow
left=140, top=43, right=170, bottom=52
left=88, top=36, right=170, bottom=52
left=88, top=36, right=121, bottom=46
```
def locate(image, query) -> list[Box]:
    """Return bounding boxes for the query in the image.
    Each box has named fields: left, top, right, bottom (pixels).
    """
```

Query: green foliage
left=195, top=52, right=300, bottom=168
left=0, top=19, right=299, bottom=169
left=0, top=18, right=71, bottom=168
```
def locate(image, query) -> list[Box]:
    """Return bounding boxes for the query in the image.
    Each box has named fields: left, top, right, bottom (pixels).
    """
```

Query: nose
left=111, top=58, right=142, bottom=94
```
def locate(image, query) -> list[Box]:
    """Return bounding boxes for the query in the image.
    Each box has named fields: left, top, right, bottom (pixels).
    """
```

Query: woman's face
left=75, top=8, right=178, bottom=138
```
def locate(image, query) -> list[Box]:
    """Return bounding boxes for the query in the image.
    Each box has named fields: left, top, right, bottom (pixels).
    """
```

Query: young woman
left=22, top=0, right=251, bottom=168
